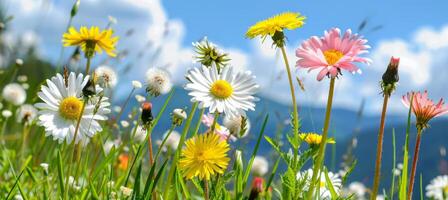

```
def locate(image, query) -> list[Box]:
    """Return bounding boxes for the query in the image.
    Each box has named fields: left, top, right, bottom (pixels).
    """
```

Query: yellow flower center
left=210, top=80, right=233, bottom=99
left=444, top=185, right=448, bottom=194
left=320, top=181, right=326, bottom=188
left=323, top=49, right=344, bottom=66
left=59, top=96, right=83, bottom=120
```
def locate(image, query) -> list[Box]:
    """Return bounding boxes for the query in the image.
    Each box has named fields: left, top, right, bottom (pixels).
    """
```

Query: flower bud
left=82, top=77, right=96, bottom=98
left=71, top=0, right=81, bottom=17
left=248, top=177, right=265, bottom=200
left=234, top=150, right=243, bottom=170
left=382, top=56, right=400, bottom=85
left=141, top=102, right=153, bottom=127
left=171, top=108, right=187, bottom=126
left=381, top=56, right=400, bottom=95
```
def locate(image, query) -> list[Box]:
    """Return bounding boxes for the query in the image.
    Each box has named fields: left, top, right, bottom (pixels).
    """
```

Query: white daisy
left=145, top=67, right=172, bottom=96
left=95, top=65, right=118, bottom=88
left=251, top=156, right=269, bottom=176
left=297, top=169, right=342, bottom=200
left=35, top=72, right=110, bottom=144
left=16, top=104, right=37, bottom=124
left=426, top=175, right=448, bottom=200
left=185, top=65, right=258, bottom=117
left=2, top=83, right=26, bottom=105
left=223, top=114, right=250, bottom=138
left=135, top=94, right=146, bottom=103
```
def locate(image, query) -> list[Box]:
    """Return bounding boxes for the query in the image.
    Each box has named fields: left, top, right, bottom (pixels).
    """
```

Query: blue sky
left=4, top=0, right=448, bottom=115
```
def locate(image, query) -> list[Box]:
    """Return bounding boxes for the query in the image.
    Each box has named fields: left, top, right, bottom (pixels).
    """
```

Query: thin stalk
left=408, top=128, right=423, bottom=200
left=115, top=88, right=135, bottom=123
left=191, top=108, right=205, bottom=137
left=147, top=127, right=154, bottom=165
left=279, top=46, right=299, bottom=166
left=85, top=57, right=91, bottom=75
left=154, top=125, right=176, bottom=162
left=163, top=102, right=198, bottom=199
left=20, top=125, right=31, bottom=160
left=306, top=77, right=336, bottom=199
left=204, top=180, right=209, bottom=200
left=371, top=94, right=390, bottom=199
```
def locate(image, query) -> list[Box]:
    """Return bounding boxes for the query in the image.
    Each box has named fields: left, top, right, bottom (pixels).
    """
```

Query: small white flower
left=16, top=104, right=37, bottom=124
left=426, top=175, right=448, bottom=200
left=120, top=120, right=130, bottom=128
left=235, top=150, right=243, bottom=169
left=297, top=169, right=342, bottom=200
left=376, top=195, right=385, bottom=200
left=107, top=181, right=115, bottom=188
left=347, top=182, right=367, bottom=199
left=162, top=130, right=180, bottom=151
left=145, top=67, right=172, bottom=96
left=40, top=163, right=49, bottom=174
left=14, top=195, right=23, bottom=200
left=223, top=115, right=250, bottom=138
left=108, top=15, right=118, bottom=24
left=133, top=125, right=147, bottom=143
left=2, top=110, right=12, bottom=118
left=132, top=80, right=142, bottom=89
left=17, top=75, right=28, bottom=82
left=103, top=140, right=120, bottom=154
left=113, top=106, right=122, bottom=113
left=2, top=83, right=26, bottom=105
left=251, top=156, right=269, bottom=176
left=185, top=66, right=259, bottom=117
left=15, top=58, right=23, bottom=66
left=173, top=108, right=187, bottom=120
left=95, top=65, right=118, bottom=88
left=120, top=186, right=133, bottom=197
left=135, top=94, right=146, bottom=103
left=393, top=168, right=401, bottom=176
left=35, top=72, right=110, bottom=144
left=21, top=83, right=29, bottom=90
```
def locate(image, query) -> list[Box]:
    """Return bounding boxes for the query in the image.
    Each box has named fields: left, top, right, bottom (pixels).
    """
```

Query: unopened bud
left=248, top=177, right=265, bottom=200
left=382, top=56, right=400, bottom=85
left=171, top=108, right=187, bottom=126
left=141, top=102, right=153, bottom=127
left=234, top=150, right=243, bottom=170
left=82, top=78, right=96, bottom=98
left=71, top=0, right=81, bottom=17
left=381, top=56, right=400, bottom=95
left=15, top=59, right=23, bottom=66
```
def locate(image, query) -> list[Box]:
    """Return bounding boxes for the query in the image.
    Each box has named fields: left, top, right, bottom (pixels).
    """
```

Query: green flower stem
left=147, top=127, right=154, bottom=165
left=191, top=108, right=205, bottom=137
left=204, top=179, right=209, bottom=200
left=371, top=94, right=390, bottom=199
left=154, top=124, right=176, bottom=162
left=408, top=128, right=423, bottom=200
left=306, top=77, right=336, bottom=199
left=279, top=45, right=299, bottom=165
left=85, top=56, right=91, bottom=75
left=163, top=102, right=198, bottom=199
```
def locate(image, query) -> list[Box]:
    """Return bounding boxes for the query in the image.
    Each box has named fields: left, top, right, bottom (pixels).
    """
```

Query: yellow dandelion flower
left=62, top=26, right=119, bottom=57
left=299, top=132, right=335, bottom=145
left=246, top=12, right=305, bottom=39
left=179, top=133, right=230, bottom=180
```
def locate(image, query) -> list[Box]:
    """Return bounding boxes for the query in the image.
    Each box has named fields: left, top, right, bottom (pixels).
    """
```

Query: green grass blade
left=265, top=156, right=281, bottom=192
left=324, top=168, right=337, bottom=200
left=242, top=115, right=269, bottom=192
left=57, top=149, right=65, bottom=196
left=131, top=161, right=143, bottom=199
left=390, top=129, right=396, bottom=200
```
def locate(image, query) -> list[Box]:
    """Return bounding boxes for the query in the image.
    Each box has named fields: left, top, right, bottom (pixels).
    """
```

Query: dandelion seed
left=2, top=83, right=26, bottom=105
left=145, top=67, right=172, bottom=97
left=163, top=130, right=180, bottom=151
left=251, top=156, right=269, bottom=176
left=95, top=65, right=118, bottom=88
left=16, top=104, right=37, bottom=124
left=171, top=108, right=187, bottom=126
left=120, top=120, right=129, bottom=128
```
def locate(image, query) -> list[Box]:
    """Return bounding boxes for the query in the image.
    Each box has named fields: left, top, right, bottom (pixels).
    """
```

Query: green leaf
left=57, top=149, right=65, bottom=196
left=324, top=168, right=337, bottom=200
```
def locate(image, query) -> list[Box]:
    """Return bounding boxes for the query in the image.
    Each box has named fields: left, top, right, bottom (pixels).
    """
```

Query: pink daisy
left=201, top=114, right=236, bottom=141
left=402, top=91, right=448, bottom=129
left=296, top=28, right=371, bottom=81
